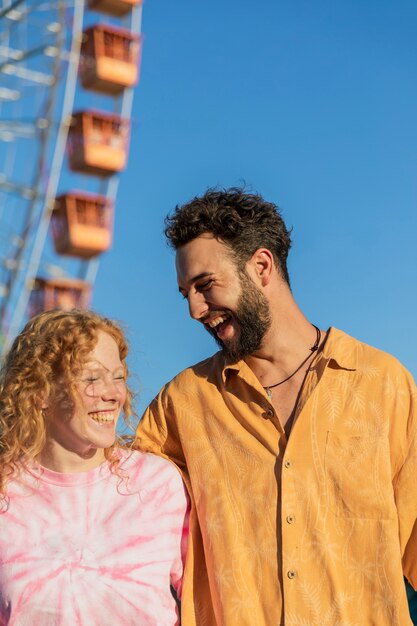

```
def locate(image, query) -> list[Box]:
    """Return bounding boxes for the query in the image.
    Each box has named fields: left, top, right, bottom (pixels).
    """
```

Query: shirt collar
left=220, top=326, right=357, bottom=384
left=320, top=327, right=358, bottom=370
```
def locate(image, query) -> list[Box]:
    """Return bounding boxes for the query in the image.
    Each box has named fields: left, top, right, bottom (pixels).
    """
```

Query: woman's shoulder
left=116, top=450, right=188, bottom=510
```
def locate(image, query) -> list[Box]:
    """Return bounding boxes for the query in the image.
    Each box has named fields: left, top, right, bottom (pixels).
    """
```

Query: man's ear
left=247, top=248, right=274, bottom=286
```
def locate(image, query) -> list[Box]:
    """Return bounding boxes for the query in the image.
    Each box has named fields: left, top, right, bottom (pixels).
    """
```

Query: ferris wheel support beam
left=0, top=63, right=54, bottom=85
left=0, top=119, right=49, bottom=138
left=0, top=44, right=53, bottom=72
left=0, top=178, right=36, bottom=199
left=0, top=87, right=20, bottom=100
left=0, top=0, right=26, bottom=20
left=3, top=1, right=86, bottom=352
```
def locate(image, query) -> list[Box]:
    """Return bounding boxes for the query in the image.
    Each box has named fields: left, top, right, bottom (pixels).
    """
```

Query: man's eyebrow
left=178, top=272, right=213, bottom=292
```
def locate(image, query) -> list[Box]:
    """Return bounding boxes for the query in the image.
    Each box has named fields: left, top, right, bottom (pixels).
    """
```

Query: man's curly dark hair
left=164, top=187, right=292, bottom=285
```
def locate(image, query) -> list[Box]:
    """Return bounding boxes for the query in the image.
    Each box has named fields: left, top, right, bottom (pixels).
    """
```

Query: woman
left=0, top=309, right=188, bottom=625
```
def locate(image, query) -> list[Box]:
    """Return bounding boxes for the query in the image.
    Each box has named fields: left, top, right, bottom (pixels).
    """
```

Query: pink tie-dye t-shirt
left=0, top=450, right=188, bottom=626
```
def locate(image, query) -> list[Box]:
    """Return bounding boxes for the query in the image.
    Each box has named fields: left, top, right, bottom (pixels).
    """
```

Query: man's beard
left=207, top=271, right=272, bottom=363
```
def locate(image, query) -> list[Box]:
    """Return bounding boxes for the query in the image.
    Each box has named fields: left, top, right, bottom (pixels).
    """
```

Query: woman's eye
left=85, top=377, right=99, bottom=383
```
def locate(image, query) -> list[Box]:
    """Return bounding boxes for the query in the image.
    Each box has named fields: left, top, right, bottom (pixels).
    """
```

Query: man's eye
left=198, top=280, right=213, bottom=291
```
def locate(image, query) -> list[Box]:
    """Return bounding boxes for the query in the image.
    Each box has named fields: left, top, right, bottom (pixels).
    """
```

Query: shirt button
left=284, top=459, right=292, bottom=468
left=286, top=514, right=295, bottom=524
left=266, top=408, right=274, bottom=418
left=287, top=569, right=297, bottom=579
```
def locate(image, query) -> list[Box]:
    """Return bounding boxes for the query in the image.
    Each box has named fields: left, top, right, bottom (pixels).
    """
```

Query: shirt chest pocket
left=324, top=432, right=395, bottom=520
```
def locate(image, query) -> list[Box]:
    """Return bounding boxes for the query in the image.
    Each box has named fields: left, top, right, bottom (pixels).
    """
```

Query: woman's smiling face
left=42, top=330, right=127, bottom=469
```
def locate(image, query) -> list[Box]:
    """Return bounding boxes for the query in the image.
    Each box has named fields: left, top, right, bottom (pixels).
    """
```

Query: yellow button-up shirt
left=137, top=328, right=417, bottom=625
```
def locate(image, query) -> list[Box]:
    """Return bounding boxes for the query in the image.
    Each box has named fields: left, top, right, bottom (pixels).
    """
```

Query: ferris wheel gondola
left=0, top=0, right=142, bottom=355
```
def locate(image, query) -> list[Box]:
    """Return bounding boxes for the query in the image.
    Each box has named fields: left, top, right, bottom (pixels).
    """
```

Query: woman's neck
left=36, top=443, right=106, bottom=473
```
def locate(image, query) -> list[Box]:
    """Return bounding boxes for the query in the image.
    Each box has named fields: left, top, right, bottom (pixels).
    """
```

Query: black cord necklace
left=263, top=324, right=321, bottom=400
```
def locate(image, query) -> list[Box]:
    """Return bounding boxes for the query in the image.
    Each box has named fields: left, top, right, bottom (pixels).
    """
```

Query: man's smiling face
left=176, top=234, right=271, bottom=362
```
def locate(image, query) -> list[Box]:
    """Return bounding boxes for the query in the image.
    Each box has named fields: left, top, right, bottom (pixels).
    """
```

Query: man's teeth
left=90, top=412, right=114, bottom=423
left=207, top=315, right=228, bottom=328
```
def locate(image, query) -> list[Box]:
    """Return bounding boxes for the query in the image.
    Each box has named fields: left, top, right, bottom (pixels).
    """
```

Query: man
left=137, top=187, right=417, bottom=625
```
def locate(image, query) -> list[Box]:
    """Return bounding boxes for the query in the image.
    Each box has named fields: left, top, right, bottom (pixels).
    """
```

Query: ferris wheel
left=0, top=0, right=142, bottom=355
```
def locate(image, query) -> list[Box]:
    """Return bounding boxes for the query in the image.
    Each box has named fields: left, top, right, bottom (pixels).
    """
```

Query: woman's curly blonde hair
left=0, top=309, right=134, bottom=496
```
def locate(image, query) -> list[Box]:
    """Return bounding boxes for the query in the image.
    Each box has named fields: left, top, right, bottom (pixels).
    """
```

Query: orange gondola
left=87, top=0, right=142, bottom=17
left=29, top=277, right=91, bottom=317
left=80, top=24, right=141, bottom=95
left=51, top=192, right=113, bottom=258
left=67, top=110, right=129, bottom=177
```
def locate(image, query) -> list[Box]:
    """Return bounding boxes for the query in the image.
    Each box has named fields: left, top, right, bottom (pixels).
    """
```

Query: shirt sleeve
left=395, top=372, right=417, bottom=589
left=136, top=383, right=187, bottom=471
left=401, top=422, right=417, bottom=589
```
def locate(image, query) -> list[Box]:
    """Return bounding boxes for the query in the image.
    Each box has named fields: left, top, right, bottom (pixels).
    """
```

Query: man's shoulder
left=330, top=327, right=414, bottom=381
left=142, top=351, right=226, bottom=424
left=164, top=350, right=225, bottom=388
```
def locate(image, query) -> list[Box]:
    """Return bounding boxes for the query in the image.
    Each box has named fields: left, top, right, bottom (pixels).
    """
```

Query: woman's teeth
left=90, top=411, right=114, bottom=423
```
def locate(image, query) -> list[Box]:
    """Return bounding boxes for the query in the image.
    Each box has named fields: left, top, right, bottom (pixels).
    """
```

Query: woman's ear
left=36, top=395, right=48, bottom=412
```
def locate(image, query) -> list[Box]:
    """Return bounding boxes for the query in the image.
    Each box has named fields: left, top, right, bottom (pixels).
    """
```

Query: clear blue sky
left=86, top=0, right=417, bottom=414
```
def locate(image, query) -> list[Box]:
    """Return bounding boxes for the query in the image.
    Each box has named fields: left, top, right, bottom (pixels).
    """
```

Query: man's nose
left=188, top=291, right=208, bottom=321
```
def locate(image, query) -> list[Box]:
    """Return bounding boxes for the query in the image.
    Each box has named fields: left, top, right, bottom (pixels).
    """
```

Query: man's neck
left=245, top=311, right=319, bottom=380
left=245, top=319, right=324, bottom=433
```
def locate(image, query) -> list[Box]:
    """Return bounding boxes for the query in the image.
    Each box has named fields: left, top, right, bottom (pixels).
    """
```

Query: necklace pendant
left=266, top=387, right=273, bottom=400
